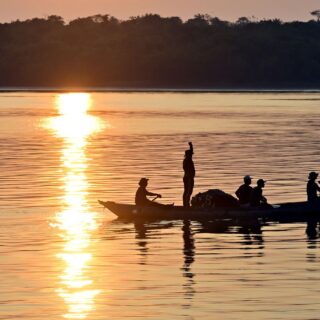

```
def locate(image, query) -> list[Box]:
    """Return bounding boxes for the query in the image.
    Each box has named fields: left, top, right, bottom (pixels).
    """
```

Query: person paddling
left=135, top=178, right=171, bottom=208
left=235, top=175, right=253, bottom=207
left=307, top=171, right=320, bottom=207
left=183, top=142, right=195, bottom=208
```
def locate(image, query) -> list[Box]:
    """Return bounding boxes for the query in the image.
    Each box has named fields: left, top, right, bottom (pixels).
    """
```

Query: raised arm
left=189, top=142, right=193, bottom=154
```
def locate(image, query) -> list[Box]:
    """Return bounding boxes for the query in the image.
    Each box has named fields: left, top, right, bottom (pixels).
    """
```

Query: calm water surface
left=1, top=92, right=320, bottom=319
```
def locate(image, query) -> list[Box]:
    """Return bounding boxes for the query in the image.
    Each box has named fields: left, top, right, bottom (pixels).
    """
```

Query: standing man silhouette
left=183, top=142, right=195, bottom=207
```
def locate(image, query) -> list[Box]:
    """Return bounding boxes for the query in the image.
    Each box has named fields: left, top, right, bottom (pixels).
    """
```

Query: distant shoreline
left=1, top=87, right=320, bottom=93
left=2, top=16, right=320, bottom=89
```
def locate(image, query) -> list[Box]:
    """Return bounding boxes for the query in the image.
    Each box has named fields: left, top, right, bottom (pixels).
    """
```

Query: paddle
left=151, top=195, right=159, bottom=202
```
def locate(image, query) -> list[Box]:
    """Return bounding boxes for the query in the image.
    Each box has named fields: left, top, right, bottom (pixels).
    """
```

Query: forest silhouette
left=1, top=14, right=320, bottom=88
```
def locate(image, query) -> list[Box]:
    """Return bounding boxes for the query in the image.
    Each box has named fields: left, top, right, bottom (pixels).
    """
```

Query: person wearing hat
left=183, top=142, right=195, bottom=208
left=135, top=178, right=167, bottom=207
left=250, top=179, right=269, bottom=208
left=235, top=175, right=253, bottom=207
left=307, top=171, right=320, bottom=206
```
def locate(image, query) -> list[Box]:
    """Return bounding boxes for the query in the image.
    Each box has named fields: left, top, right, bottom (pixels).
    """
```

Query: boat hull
left=98, top=200, right=320, bottom=222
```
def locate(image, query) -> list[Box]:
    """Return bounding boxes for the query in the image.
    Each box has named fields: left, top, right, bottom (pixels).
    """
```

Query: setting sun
left=47, top=93, right=102, bottom=141
left=57, top=93, right=91, bottom=117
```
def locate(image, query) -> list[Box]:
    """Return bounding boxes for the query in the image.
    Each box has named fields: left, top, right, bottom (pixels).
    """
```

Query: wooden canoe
left=98, top=200, right=320, bottom=222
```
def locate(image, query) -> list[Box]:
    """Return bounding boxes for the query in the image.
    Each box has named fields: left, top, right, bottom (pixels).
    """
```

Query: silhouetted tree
left=209, top=17, right=230, bottom=28
left=186, top=14, right=211, bottom=27
left=236, top=17, right=251, bottom=25
left=46, top=15, right=65, bottom=25
left=311, top=10, right=320, bottom=21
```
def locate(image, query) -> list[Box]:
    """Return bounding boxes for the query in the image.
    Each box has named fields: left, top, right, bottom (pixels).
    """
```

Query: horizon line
left=0, top=12, right=318, bottom=24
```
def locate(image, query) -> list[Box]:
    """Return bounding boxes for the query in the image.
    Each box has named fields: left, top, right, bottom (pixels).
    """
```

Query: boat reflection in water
left=48, top=93, right=102, bottom=319
left=131, top=218, right=264, bottom=309
left=306, top=218, right=319, bottom=240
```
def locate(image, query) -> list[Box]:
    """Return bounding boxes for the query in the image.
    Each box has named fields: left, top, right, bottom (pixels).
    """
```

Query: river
left=1, top=91, right=320, bottom=319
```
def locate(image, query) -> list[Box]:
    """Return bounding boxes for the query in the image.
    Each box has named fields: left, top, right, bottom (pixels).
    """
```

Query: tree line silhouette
left=1, top=14, right=320, bottom=88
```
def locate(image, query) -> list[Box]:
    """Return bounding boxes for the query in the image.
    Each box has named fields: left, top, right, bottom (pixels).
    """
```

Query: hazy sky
left=1, top=0, right=320, bottom=22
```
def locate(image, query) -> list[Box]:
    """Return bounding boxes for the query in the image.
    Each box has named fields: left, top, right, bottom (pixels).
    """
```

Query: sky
left=1, top=0, right=320, bottom=23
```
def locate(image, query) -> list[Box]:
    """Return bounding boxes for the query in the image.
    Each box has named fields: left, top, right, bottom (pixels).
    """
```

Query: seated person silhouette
left=135, top=178, right=172, bottom=208
left=235, top=175, right=253, bottom=207
left=250, top=179, right=271, bottom=208
left=307, top=171, right=320, bottom=207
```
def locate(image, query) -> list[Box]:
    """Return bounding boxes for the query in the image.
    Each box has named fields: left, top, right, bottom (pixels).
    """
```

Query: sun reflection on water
left=48, top=93, right=102, bottom=319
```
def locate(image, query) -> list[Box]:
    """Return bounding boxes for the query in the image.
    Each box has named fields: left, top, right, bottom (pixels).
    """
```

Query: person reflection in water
left=135, top=178, right=172, bottom=208
left=183, top=142, right=195, bottom=208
